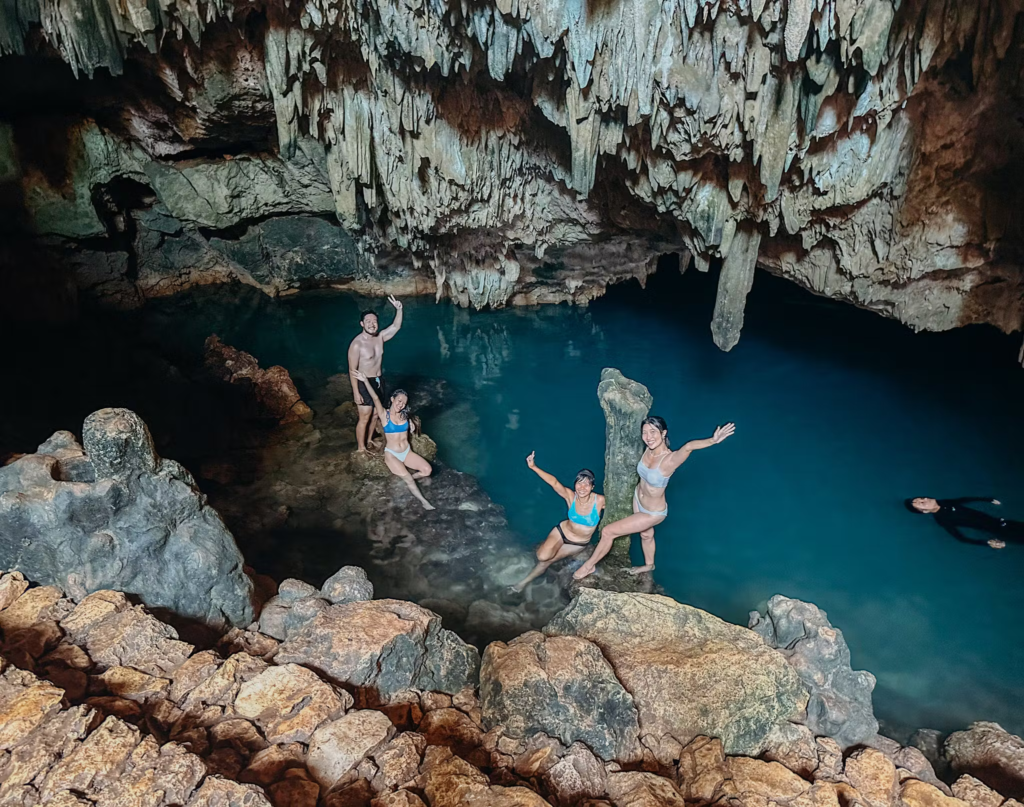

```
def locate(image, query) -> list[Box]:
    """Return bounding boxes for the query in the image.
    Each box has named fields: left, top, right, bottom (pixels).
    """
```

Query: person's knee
left=537, top=548, right=557, bottom=563
left=600, top=526, right=616, bottom=543
left=420, top=464, right=432, bottom=478
left=640, top=529, right=655, bottom=541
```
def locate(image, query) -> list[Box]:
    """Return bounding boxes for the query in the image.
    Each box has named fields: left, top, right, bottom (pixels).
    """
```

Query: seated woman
left=512, top=451, right=605, bottom=592
left=573, top=416, right=735, bottom=580
left=352, top=370, right=435, bottom=510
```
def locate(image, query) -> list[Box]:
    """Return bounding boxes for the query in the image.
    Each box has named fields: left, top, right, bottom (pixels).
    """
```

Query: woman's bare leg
left=573, top=511, right=665, bottom=580
left=403, top=451, right=432, bottom=481
left=512, top=530, right=587, bottom=592
left=628, top=526, right=656, bottom=574
left=384, top=452, right=435, bottom=510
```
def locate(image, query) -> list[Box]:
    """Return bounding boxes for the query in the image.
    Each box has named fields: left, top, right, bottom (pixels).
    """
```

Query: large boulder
left=273, top=598, right=479, bottom=700
left=944, top=722, right=1024, bottom=800
left=749, top=595, right=878, bottom=748
left=544, top=589, right=808, bottom=761
left=480, top=631, right=642, bottom=762
left=0, top=410, right=254, bottom=628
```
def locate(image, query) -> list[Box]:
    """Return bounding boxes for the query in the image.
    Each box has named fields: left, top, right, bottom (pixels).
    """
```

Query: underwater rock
left=593, top=369, right=653, bottom=568
left=749, top=595, right=878, bottom=749
left=273, top=598, right=480, bottom=701
left=479, top=631, right=642, bottom=762
left=545, top=588, right=808, bottom=761
left=944, top=723, right=1024, bottom=800
left=0, top=410, right=254, bottom=629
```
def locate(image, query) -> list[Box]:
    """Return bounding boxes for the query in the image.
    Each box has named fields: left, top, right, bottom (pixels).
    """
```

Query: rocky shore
left=2, top=568, right=1022, bottom=807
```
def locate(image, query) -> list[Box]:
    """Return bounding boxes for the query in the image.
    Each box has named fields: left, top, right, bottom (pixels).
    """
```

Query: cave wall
left=1, top=0, right=1023, bottom=348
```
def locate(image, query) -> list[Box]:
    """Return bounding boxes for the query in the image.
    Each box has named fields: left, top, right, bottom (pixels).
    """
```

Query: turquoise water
left=11, top=263, right=1022, bottom=738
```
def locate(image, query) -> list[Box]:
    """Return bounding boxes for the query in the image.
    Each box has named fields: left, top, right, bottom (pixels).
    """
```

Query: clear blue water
left=74, top=265, right=1024, bottom=738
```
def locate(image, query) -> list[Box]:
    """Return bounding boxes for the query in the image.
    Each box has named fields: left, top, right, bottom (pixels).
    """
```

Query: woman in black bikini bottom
left=511, top=451, right=606, bottom=592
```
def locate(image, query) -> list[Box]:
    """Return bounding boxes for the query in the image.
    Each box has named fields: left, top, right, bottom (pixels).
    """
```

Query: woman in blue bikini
left=511, top=451, right=606, bottom=592
left=353, top=370, right=435, bottom=510
left=573, top=416, right=735, bottom=580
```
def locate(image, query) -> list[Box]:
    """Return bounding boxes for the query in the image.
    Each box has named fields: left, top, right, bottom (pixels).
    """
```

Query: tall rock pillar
left=597, top=369, right=653, bottom=565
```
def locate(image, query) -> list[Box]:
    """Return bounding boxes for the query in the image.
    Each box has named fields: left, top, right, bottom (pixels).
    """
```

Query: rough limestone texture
left=545, top=588, right=809, bottom=762
left=749, top=595, right=878, bottom=749
left=273, top=598, right=480, bottom=701
left=2, top=0, right=1023, bottom=347
left=595, top=369, right=654, bottom=566
left=479, top=631, right=642, bottom=762
left=0, top=409, right=254, bottom=628
left=944, top=723, right=1024, bottom=800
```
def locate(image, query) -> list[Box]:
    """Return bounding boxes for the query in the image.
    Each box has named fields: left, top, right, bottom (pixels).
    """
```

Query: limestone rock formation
left=944, top=723, right=1024, bottom=800
left=2, top=0, right=1023, bottom=346
left=544, top=588, right=809, bottom=761
left=479, top=631, right=642, bottom=762
left=749, top=594, right=879, bottom=749
left=0, top=409, right=254, bottom=629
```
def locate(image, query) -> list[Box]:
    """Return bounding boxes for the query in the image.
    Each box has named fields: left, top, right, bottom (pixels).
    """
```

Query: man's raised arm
left=380, top=295, right=404, bottom=341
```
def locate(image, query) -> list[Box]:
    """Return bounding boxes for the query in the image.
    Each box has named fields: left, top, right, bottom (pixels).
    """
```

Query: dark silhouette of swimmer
left=907, top=497, right=1024, bottom=549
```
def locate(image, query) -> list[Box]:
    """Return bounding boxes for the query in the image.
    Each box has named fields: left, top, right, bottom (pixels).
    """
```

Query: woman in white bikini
left=573, top=416, right=734, bottom=580
left=352, top=370, right=435, bottom=510
left=511, top=452, right=606, bottom=592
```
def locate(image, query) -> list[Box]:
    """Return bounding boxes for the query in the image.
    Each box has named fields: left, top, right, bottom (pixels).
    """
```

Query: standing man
left=348, top=295, right=403, bottom=453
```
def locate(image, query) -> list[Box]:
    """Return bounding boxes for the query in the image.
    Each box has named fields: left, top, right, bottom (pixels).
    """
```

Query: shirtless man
left=348, top=296, right=404, bottom=452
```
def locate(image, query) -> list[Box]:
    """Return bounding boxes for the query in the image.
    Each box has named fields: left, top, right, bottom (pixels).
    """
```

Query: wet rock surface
left=945, top=723, right=1024, bottom=800
left=0, top=409, right=254, bottom=629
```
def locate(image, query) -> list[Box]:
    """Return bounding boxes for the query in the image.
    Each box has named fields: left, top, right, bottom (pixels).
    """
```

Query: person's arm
left=525, top=452, right=572, bottom=503
left=347, top=340, right=363, bottom=401
left=352, top=370, right=388, bottom=421
left=949, top=497, right=1001, bottom=506
left=667, top=422, right=736, bottom=468
left=380, top=295, right=404, bottom=341
left=937, top=518, right=990, bottom=546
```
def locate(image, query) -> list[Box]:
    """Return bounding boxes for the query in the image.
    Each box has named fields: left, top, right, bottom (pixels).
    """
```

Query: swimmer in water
left=907, top=497, right=1022, bottom=548
left=511, top=451, right=605, bottom=592
left=353, top=371, right=435, bottom=510
left=573, top=416, right=735, bottom=580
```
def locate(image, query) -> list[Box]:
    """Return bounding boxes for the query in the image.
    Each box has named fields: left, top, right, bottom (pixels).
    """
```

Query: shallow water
left=10, top=263, right=1024, bottom=738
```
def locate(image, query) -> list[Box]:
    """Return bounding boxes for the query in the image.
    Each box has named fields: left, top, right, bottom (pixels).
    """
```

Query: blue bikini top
left=383, top=412, right=409, bottom=434
left=568, top=496, right=601, bottom=527
left=637, top=451, right=671, bottom=488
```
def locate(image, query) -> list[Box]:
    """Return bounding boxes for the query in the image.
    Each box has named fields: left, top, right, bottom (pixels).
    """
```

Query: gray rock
left=595, top=369, right=653, bottom=566
left=546, top=588, right=808, bottom=761
left=276, top=579, right=319, bottom=603
left=894, top=746, right=951, bottom=795
left=0, top=409, right=254, bottom=629
left=910, top=729, right=950, bottom=778
left=257, top=595, right=329, bottom=641
left=320, top=566, right=374, bottom=605
left=749, top=595, right=878, bottom=748
left=944, top=722, right=1024, bottom=800
left=480, top=631, right=642, bottom=762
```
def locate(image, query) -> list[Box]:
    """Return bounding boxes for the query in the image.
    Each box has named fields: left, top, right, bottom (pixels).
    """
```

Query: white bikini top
left=637, top=451, right=671, bottom=488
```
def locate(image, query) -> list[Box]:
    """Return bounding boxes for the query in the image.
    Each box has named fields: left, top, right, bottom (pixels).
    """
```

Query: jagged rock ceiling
left=1, top=0, right=1023, bottom=348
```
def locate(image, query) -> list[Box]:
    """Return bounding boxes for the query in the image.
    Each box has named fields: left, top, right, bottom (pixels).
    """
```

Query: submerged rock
left=545, top=588, right=808, bottom=761
left=0, top=410, right=254, bottom=628
left=749, top=595, right=878, bottom=749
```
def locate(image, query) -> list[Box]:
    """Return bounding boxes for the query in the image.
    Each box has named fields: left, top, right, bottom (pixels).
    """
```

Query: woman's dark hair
left=641, top=415, right=670, bottom=448
left=389, top=389, right=411, bottom=418
left=360, top=310, right=378, bottom=322
left=575, top=469, right=596, bottom=487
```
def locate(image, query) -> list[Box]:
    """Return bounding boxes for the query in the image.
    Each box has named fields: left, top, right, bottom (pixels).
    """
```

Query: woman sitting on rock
left=573, top=416, right=735, bottom=580
left=511, top=452, right=606, bottom=592
left=352, top=370, right=435, bottom=510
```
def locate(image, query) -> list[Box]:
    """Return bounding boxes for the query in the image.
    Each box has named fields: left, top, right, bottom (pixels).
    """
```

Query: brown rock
left=420, top=745, right=552, bottom=806
left=0, top=667, right=66, bottom=750
left=186, top=777, right=273, bottom=806
left=93, top=738, right=205, bottom=807
left=513, top=734, right=566, bottom=778
left=372, top=732, right=427, bottom=793
left=419, top=708, right=486, bottom=764
left=240, top=743, right=306, bottom=786
left=79, top=606, right=193, bottom=677
left=179, top=652, right=268, bottom=712
left=721, top=757, right=815, bottom=805
left=0, top=704, right=93, bottom=794
left=218, top=628, right=280, bottom=660
left=99, top=666, right=170, bottom=702
left=420, top=692, right=453, bottom=712
left=269, top=775, right=320, bottom=807
left=844, top=748, right=899, bottom=807
left=41, top=641, right=93, bottom=670
left=41, top=663, right=89, bottom=700
left=952, top=775, right=1006, bottom=807
left=307, top=709, right=395, bottom=790
left=234, top=663, right=350, bottom=743
left=205, top=747, right=246, bottom=779
left=902, top=780, right=972, bottom=807
left=210, top=718, right=268, bottom=756
left=85, top=696, right=144, bottom=722
left=373, top=792, right=427, bottom=807
left=4, top=620, right=64, bottom=660
left=895, top=746, right=951, bottom=795
left=764, top=723, right=820, bottom=779
left=676, top=736, right=728, bottom=805
left=170, top=650, right=223, bottom=703
left=59, top=591, right=131, bottom=642
left=945, top=723, right=1024, bottom=800
left=606, top=771, right=687, bottom=807
left=174, top=727, right=211, bottom=756
left=544, top=742, right=608, bottom=805
left=815, top=737, right=846, bottom=783
left=0, top=586, right=69, bottom=633
left=0, top=571, right=30, bottom=611
left=39, top=715, right=141, bottom=800
left=324, top=779, right=374, bottom=807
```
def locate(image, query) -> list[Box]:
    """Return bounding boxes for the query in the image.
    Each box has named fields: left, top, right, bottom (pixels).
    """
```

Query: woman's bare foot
left=421, top=500, right=436, bottom=511
left=627, top=564, right=655, bottom=575
left=509, top=582, right=526, bottom=594
left=572, top=564, right=596, bottom=580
